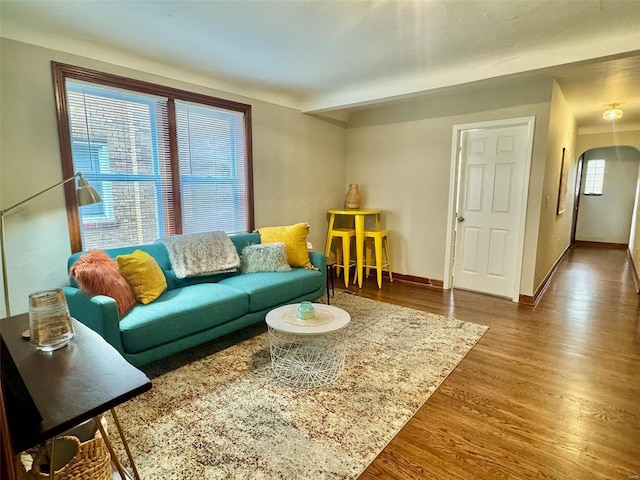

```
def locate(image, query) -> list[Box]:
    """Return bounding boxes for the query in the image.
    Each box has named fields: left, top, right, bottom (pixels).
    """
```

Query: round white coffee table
left=265, top=303, right=351, bottom=388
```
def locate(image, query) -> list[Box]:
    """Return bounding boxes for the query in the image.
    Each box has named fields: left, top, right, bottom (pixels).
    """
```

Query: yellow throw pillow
left=117, top=250, right=167, bottom=304
left=257, top=222, right=316, bottom=270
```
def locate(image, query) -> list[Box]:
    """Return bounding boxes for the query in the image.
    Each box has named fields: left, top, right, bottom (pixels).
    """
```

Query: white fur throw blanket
left=159, top=231, right=241, bottom=279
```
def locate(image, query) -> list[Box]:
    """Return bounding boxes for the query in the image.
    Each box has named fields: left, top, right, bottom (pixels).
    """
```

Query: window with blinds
left=52, top=62, right=253, bottom=252
left=176, top=101, right=248, bottom=235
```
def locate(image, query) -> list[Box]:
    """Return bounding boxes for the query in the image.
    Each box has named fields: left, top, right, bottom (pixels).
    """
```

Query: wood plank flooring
left=346, top=244, right=640, bottom=480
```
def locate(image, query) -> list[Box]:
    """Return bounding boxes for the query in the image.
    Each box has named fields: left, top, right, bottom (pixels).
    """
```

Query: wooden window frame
left=51, top=61, right=254, bottom=253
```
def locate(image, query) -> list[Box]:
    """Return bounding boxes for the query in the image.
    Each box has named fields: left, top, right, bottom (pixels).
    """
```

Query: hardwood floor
left=346, top=244, right=640, bottom=480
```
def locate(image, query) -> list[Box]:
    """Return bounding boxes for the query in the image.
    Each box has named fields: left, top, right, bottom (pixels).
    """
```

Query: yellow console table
left=325, top=209, right=381, bottom=288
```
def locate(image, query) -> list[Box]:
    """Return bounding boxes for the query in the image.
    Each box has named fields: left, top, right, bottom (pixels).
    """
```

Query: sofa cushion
left=117, top=249, right=167, bottom=304
left=218, top=268, right=324, bottom=312
left=119, top=283, right=249, bottom=354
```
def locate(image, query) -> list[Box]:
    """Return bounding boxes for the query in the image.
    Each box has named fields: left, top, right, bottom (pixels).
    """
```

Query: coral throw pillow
left=257, top=222, right=316, bottom=270
left=70, top=249, right=137, bottom=317
left=117, top=250, right=167, bottom=304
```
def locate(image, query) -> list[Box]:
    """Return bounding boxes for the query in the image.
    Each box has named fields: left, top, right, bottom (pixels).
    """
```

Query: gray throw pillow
left=240, top=243, right=292, bottom=273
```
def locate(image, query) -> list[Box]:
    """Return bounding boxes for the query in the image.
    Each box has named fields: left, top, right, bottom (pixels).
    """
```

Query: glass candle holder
left=297, top=301, right=315, bottom=320
left=28, top=288, right=74, bottom=351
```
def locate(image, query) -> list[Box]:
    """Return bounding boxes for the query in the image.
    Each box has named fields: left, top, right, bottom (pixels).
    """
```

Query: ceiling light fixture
left=603, top=103, right=623, bottom=120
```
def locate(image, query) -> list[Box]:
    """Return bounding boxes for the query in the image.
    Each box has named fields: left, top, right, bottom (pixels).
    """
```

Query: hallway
left=349, top=244, right=640, bottom=479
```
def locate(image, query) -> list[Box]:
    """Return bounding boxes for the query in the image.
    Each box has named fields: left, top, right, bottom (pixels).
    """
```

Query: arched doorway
left=573, top=133, right=640, bottom=293
left=573, top=145, right=640, bottom=245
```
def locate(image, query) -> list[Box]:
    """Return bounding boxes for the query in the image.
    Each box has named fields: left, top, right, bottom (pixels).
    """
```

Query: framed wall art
left=556, top=147, right=570, bottom=215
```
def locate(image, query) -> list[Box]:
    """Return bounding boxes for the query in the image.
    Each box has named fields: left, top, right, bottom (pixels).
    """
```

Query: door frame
left=571, top=153, right=584, bottom=244
left=443, top=116, right=536, bottom=302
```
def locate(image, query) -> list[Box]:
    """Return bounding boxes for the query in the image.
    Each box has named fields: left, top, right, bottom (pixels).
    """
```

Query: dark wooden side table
left=1, top=314, right=151, bottom=479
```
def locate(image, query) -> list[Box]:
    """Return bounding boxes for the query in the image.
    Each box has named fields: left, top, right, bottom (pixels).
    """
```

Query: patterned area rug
left=110, top=292, right=488, bottom=479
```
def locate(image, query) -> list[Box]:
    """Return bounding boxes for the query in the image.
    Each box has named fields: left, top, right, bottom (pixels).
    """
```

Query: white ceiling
left=2, top=0, right=640, bottom=131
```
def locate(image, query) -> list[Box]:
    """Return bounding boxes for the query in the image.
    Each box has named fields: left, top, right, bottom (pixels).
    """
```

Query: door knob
left=457, top=216, right=465, bottom=222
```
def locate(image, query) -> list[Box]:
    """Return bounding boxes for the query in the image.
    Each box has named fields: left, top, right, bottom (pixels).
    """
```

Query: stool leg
left=385, top=235, right=393, bottom=283
left=365, top=238, right=373, bottom=278
left=324, top=215, right=335, bottom=258
left=352, top=236, right=359, bottom=285
left=375, top=234, right=383, bottom=288
left=342, top=236, right=350, bottom=288
left=335, top=242, right=342, bottom=278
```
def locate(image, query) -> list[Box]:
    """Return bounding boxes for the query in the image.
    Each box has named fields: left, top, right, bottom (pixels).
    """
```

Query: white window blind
left=176, top=101, right=247, bottom=234
left=584, top=159, right=605, bottom=195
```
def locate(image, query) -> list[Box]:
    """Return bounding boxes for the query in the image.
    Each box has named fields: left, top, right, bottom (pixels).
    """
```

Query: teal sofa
left=62, top=233, right=326, bottom=367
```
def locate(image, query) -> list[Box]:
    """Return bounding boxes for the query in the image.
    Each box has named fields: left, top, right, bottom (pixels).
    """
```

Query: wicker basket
left=22, top=425, right=111, bottom=480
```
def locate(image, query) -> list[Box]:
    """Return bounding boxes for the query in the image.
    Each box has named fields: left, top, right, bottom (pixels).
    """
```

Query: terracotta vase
left=345, top=184, right=361, bottom=209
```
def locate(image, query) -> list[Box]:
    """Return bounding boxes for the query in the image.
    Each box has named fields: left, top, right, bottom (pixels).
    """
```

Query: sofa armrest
left=309, top=251, right=327, bottom=271
left=61, top=286, right=126, bottom=356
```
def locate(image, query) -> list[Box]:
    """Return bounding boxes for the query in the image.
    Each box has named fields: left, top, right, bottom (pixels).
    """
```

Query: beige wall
left=0, top=39, right=346, bottom=315
left=576, top=130, right=640, bottom=155
left=532, top=81, right=577, bottom=291
left=345, top=79, right=554, bottom=296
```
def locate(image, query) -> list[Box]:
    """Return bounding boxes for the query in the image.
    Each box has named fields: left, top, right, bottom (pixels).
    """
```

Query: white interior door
left=453, top=124, right=530, bottom=298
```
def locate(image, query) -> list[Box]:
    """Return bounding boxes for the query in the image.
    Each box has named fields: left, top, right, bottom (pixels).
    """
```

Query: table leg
left=96, top=409, right=142, bottom=480
left=325, top=262, right=336, bottom=304
left=96, top=417, right=128, bottom=480
left=111, top=408, right=142, bottom=480
left=330, top=264, right=335, bottom=297
left=48, top=437, right=56, bottom=480
left=355, top=214, right=365, bottom=288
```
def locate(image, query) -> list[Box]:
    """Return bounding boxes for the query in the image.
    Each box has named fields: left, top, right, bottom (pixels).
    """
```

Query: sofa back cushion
left=68, top=233, right=262, bottom=291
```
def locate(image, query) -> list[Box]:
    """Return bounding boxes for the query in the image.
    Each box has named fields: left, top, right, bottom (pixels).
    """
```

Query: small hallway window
left=583, top=159, right=605, bottom=195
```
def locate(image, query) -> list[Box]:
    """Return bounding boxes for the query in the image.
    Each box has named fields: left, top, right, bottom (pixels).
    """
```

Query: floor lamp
left=1, top=172, right=102, bottom=318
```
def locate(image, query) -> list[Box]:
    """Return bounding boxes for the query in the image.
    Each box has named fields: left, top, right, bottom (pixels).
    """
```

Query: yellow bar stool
left=325, top=228, right=356, bottom=288
left=363, top=229, right=393, bottom=288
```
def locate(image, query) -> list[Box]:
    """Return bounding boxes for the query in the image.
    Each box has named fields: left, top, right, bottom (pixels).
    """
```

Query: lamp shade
left=76, top=174, right=102, bottom=206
